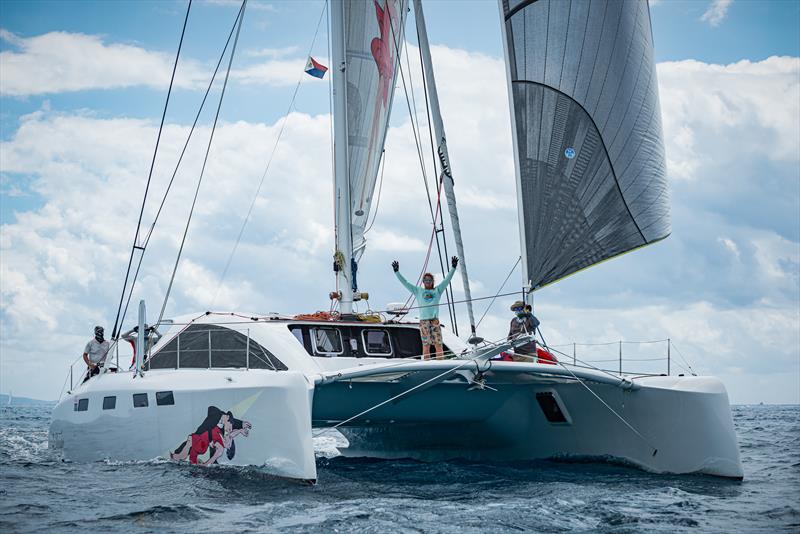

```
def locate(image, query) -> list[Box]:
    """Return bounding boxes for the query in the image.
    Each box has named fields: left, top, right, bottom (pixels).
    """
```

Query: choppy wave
left=1, top=405, right=798, bottom=533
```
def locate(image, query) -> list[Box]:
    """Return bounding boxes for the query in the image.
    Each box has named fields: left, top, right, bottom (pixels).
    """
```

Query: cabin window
left=133, top=393, right=149, bottom=408
left=148, top=324, right=287, bottom=371
left=312, top=327, right=343, bottom=356
left=76, top=398, right=89, bottom=412
left=362, top=329, right=392, bottom=356
left=291, top=327, right=303, bottom=344
left=103, top=396, right=116, bottom=410
left=156, top=391, right=175, bottom=406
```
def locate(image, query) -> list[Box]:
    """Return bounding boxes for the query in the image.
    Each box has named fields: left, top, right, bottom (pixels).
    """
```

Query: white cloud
left=700, top=0, right=734, bottom=27
left=367, top=228, right=428, bottom=252
left=718, top=237, right=740, bottom=260
left=245, top=46, right=299, bottom=59
left=658, top=56, right=800, bottom=180
left=0, top=29, right=206, bottom=96
left=0, top=29, right=313, bottom=96
left=203, top=0, right=276, bottom=12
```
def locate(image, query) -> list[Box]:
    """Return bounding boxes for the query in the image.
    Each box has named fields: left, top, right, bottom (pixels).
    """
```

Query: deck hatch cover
left=536, top=392, right=567, bottom=423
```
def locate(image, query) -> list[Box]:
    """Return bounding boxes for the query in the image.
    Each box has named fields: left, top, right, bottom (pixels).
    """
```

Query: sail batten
left=500, top=0, right=670, bottom=291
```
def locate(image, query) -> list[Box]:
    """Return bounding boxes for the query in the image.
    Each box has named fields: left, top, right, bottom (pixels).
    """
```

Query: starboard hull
left=313, top=372, right=743, bottom=478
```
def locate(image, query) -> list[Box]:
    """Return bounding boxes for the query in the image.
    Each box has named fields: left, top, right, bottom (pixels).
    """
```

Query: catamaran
left=49, top=0, right=743, bottom=482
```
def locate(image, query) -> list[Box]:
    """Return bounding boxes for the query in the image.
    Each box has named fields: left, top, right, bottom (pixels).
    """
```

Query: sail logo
left=564, top=147, right=576, bottom=159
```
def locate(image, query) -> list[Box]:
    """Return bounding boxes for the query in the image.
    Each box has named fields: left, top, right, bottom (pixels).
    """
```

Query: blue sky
left=0, top=0, right=798, bottom=403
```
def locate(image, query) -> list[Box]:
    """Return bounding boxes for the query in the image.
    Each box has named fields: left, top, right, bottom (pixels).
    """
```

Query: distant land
left=0, top=393, right=56, bottom=407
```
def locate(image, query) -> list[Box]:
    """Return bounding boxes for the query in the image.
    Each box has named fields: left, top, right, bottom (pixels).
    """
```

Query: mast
left=331, top=0, right=354, bottom=315
left=413, top=0, right=477, bottom=338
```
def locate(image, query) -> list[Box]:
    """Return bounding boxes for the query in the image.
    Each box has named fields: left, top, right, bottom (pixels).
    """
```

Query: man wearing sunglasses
left=392, top=256, right=458, bottom=360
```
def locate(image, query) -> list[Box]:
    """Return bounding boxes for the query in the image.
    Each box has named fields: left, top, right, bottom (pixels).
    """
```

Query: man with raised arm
left=392, top=256, right=458, bottom=360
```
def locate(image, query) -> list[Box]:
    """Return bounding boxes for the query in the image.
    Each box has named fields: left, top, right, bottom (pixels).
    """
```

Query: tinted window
left=133, top=393, right=148, bottom=408
left=291, top=327, right=303, bottom=345
left=363, top=329, right=392, bottom=355
left=76, top=398, right=89, bottom=412
left=148, top=324, right=287, bottom=371
left=313, top=328, right=343, bottom=355
left=103, top=396, right=116, bottom=410
left=536, top=392, right=567, bottom=423
left=156, top=391, right=174, bottom=406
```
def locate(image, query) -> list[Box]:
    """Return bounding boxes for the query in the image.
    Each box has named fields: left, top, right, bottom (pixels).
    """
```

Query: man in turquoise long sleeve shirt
left=392, top=256, right=458, bottom=360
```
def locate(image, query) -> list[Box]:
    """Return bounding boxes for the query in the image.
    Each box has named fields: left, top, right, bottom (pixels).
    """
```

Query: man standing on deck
left=392, top=256, right=458, bottom=360
left=82, top=326, right=110, bottom=382
left=121, top=324, right=162, bottom=369
left=507, top=301, right=540, bottom=362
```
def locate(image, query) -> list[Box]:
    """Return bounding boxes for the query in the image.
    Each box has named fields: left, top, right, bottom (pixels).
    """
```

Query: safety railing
left=60, top=327, right=285, bottom=399
left=547, top=338, right=696, bottom=377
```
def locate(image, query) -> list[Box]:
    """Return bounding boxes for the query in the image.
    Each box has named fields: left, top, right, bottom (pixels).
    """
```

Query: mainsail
left=344, top=0, right=408, bottom=259
left=500, top=0, right=670, bottom=290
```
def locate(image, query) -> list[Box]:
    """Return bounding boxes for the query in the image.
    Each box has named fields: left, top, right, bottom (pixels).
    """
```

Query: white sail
left=344, top=0, right=408, bottom=260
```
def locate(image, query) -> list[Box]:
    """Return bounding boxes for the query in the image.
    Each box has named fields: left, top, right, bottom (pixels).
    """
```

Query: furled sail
left=500, top=0, right=670, bottom=290
left=344, top=0, right=408, bottom=259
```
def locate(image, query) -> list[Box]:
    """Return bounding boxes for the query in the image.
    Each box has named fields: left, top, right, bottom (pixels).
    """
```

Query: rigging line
left=412, top=22, right=457, bottom=331
left=399, top=177, right=442, bottom=315
left=388, top=15, right=435, bottom=225
left=363, top=149, right=386, bottom=235
left=154, top=288, right=525, bottom=326
left=111, top=0, right=192, bottom=339
left=326, top=0, right=335, bottom=266
left=668, top=341, right=696, bottom=374
left=313, top=354, right=484, bottom=438
left=389, top=24, right=458, bottom=331
left=211, top=1, right=328, bottom=305
left=397, top=14, right=457, bottom=332
left=157, top=0, right=247, bottom=327
left=545, top=344, right=640, bottom=384
left=536, top=327, right=659, bottom=456
left=117, top=1, right=245, bottom=332
left=476, top=256, right=521, bottom=329
left=311, top=333, right=513, bottom=387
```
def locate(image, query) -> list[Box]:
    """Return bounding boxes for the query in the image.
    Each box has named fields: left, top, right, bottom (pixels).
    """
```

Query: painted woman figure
left=170, top=406, right=251, bottom=465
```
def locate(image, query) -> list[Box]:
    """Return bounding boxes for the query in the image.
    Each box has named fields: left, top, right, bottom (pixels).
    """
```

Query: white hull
left=49, top=369, right=318, bottom=481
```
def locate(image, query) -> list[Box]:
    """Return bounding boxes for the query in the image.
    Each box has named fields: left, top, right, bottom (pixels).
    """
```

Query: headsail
left=500, top=0, right=670, bottom=290
left=345, top=0, right=408, bottom=259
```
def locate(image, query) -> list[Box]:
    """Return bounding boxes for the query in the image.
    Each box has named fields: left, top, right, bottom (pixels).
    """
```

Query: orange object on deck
left=293, top=311, right=339, bottom=321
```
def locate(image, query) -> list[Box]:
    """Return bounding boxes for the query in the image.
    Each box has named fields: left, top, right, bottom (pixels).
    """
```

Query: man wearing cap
left=82, top=326, right=111, bottom=382
left=507, top=301, right=540, bottom=362
left=392, top=256, right=458, bottom=360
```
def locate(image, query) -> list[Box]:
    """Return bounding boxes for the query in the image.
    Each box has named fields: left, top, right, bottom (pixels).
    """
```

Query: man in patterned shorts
left=392, top=256, right=458, bottom=360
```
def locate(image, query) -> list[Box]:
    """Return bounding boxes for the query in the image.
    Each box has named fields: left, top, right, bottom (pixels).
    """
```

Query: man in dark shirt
left=507, top=301, right=540, bottom=362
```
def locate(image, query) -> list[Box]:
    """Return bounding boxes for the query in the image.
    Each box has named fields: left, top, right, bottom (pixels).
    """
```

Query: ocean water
left=1, top=405, right=797, bottom=533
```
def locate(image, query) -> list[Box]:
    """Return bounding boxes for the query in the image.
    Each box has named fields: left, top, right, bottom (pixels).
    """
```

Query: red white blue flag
left=304, top=57, right=328, bottom=79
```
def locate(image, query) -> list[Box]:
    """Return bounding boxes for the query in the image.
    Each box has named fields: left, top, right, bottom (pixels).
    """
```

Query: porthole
left=156, top=391, right=174, bottom=406
left=103, top=396, right=116, bottom=410
left=133, top=393, right=149, bottom=408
